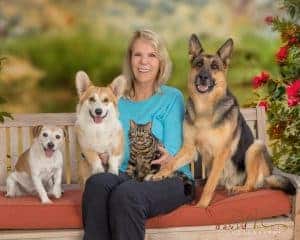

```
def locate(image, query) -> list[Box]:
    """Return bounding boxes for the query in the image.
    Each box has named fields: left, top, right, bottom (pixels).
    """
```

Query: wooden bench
left=0, top=107, right=299, bottom=240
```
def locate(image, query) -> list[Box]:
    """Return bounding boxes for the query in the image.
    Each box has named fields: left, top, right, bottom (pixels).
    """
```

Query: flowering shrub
left=252, top=0, right=300, bottom=174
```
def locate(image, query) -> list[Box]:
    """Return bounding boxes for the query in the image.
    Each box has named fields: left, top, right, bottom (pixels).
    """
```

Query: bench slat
left=0, top=128, right=7, bottom=186
left=0, top=113, right=76, bottom=127
left=9, top=127, right=19, bottom=169
left=68, top=126, right=78, bottom=184
left=256, top=107, right=267, bottom=144
left=21, top=127, right=31, bottom=152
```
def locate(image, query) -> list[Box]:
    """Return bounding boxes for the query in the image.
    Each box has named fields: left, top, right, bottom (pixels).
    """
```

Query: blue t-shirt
left=118, top=85, right=193, bottom=179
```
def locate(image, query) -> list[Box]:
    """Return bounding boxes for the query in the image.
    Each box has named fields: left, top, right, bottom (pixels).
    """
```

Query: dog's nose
left=47, top=142, right=54, bottom=149
left=95, top=108, right=102, bottom=116
left=199, top=72, right=210, bottom=82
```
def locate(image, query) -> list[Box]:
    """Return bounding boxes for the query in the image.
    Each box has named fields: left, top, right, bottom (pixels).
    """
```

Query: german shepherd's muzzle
left=152, top=34, right=296, bottom=208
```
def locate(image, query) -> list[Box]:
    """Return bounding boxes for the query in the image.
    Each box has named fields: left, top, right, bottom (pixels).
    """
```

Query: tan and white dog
left=6, top=125, right=65, bottom=204
left=75, top=71, right=125, bottom=185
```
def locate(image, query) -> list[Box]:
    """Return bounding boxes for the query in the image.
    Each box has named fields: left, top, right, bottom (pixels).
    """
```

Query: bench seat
left=0, top=185, right=291, bottom=230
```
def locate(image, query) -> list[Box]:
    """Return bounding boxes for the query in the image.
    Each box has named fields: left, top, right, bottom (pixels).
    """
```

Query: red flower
left=258, top=100, right=268, bottom=111
left=286, top=80, right=300, bottom=107
left=276, top=45, right=289, bottom=63
left=288, top=37, right=298, bottom=45
left=252, top=71, right=270, bottom=89
left=264, top=16, right=274, bottom=25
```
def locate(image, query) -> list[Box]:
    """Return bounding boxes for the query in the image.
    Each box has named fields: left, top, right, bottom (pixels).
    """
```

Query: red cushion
left=146, top=187, right=292, bottom=228
left=0, top=186, right=292, bottom=229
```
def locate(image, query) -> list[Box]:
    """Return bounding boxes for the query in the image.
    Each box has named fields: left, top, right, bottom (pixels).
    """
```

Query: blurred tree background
left=0, top=0, right=283, bottom=113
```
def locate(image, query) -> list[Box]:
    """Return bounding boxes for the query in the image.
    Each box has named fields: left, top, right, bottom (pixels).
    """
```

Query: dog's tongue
left=197, top=85, right=209, bottom=92
left=94, top=116, right=103, bottom=124
left=45, top=149, right=54, bottom=158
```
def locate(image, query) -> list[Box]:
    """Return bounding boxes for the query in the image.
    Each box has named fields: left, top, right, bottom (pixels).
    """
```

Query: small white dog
left=75, top=71, right=125, bottom=185
left=6, top=125, right=65, bottom=204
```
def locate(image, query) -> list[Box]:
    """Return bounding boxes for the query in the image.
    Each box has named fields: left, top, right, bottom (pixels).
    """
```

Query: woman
left=82, top=29, right=194, bottom=240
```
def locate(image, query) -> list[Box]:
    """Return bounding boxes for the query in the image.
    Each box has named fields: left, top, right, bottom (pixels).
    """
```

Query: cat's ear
left=145, top=122, right=152, bottom=131
left=130, top=120, right=136, bottom=129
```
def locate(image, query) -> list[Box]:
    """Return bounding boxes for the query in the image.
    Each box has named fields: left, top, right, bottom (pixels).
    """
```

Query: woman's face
left=131, top=38, right=160, bottom=86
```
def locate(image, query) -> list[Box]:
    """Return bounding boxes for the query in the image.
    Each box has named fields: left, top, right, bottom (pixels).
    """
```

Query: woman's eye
left=89, top=97, right=96, bottom=102
left=55, top=135, right=61, bottom=139
left=43, top=133, right=48, bottom=138
left=149, top=53, right=156, bottom=58
left=133, top=52, right=141, bottom=57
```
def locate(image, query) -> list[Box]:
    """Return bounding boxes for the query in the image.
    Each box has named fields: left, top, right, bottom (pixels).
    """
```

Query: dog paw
left=50, top=187, right=63, bottom=198
left=196, top=199, right=209, bottom=208
left=230, top=186, right=252, bottom=194
left=196, top=196, right=211, bottom=208
left=5, top=192, right=13, bottom=198
left=41, top=198, right=53, bottom=204
left=52, top=191, right=62, bottom=199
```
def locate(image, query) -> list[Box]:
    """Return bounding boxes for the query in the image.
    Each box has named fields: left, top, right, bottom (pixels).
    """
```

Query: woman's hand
left=151, top=146, right=173, bottom=167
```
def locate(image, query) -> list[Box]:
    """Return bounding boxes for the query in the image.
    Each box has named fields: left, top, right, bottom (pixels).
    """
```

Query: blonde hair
left=122, top=29, right=172, bottom=99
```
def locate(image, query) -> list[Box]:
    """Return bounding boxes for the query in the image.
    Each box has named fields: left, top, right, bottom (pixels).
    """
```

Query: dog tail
left=248, top=141, right=296, bottom=195
left=265, top=174, right=296, bottom=195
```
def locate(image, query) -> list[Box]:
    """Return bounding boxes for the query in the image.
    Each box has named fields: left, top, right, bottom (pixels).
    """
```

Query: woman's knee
left=109, top=181, right=144, bottom=213
left=84, top=172, right=119, bottom=197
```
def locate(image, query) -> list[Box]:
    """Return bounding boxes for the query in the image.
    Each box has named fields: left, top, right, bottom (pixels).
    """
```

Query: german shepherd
left=152, top=34, right=296, bottom=207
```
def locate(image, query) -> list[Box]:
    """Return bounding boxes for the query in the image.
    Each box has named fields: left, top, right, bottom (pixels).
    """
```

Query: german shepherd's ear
left=189, top=34, right=204, bottom=62
left=217, top=38, right=234, bottom=67
left=75, top=71, right=91, bottom=97
left=109, top=75, right=127, bottom=99
left=32, top=125, right=43, bottom=138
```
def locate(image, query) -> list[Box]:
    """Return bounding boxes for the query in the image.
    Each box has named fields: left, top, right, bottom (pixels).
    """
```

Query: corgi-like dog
left=6, top=125, right=65, bottom=204
left=75, top=71, right=125, bottom=185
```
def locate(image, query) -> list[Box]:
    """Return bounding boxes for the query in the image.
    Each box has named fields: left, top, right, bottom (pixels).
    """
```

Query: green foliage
left=281, top=46, right=300, bottom=80
left=1, top=31, right=279, bottom=112
left=0, top=58, right=13, bottom=123
left=2, top=31, right=126, bottom=90
left=251, top=0, right=300, bottom=174
left=282, top=0, right=300, bottom=19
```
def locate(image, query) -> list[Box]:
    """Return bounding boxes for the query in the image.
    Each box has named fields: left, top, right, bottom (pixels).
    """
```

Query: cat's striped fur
left=126, top=120, right=161, bottom=181
left=126, top=120, right=195, bottom=197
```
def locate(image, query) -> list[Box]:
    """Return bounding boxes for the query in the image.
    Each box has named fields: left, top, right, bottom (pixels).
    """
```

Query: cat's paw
left=144, top=174, right=154, bottom=181
left=150, top=169, right=172, bottom=181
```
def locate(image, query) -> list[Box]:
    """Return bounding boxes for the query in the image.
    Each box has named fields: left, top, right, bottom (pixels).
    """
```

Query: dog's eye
left=89, top=97, right=96, bottom=102
left=103, top=98, right=109, bottom=103
left=197, top=60, right=203, bottom=68
left=43, top=133, right=48, bottom=138
left=211, top=63, right=219, bottom=70
left=55, top=135, right=61, bottom=139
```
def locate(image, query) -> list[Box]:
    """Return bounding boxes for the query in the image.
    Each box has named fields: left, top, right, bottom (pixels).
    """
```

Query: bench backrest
left=0, top=107, right=266, bottom=188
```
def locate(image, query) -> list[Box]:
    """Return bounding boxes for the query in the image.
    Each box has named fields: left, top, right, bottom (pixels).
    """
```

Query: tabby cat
left=126, top=120, right=195, bottom=197
left=126, top=120, right=161, bottom=181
